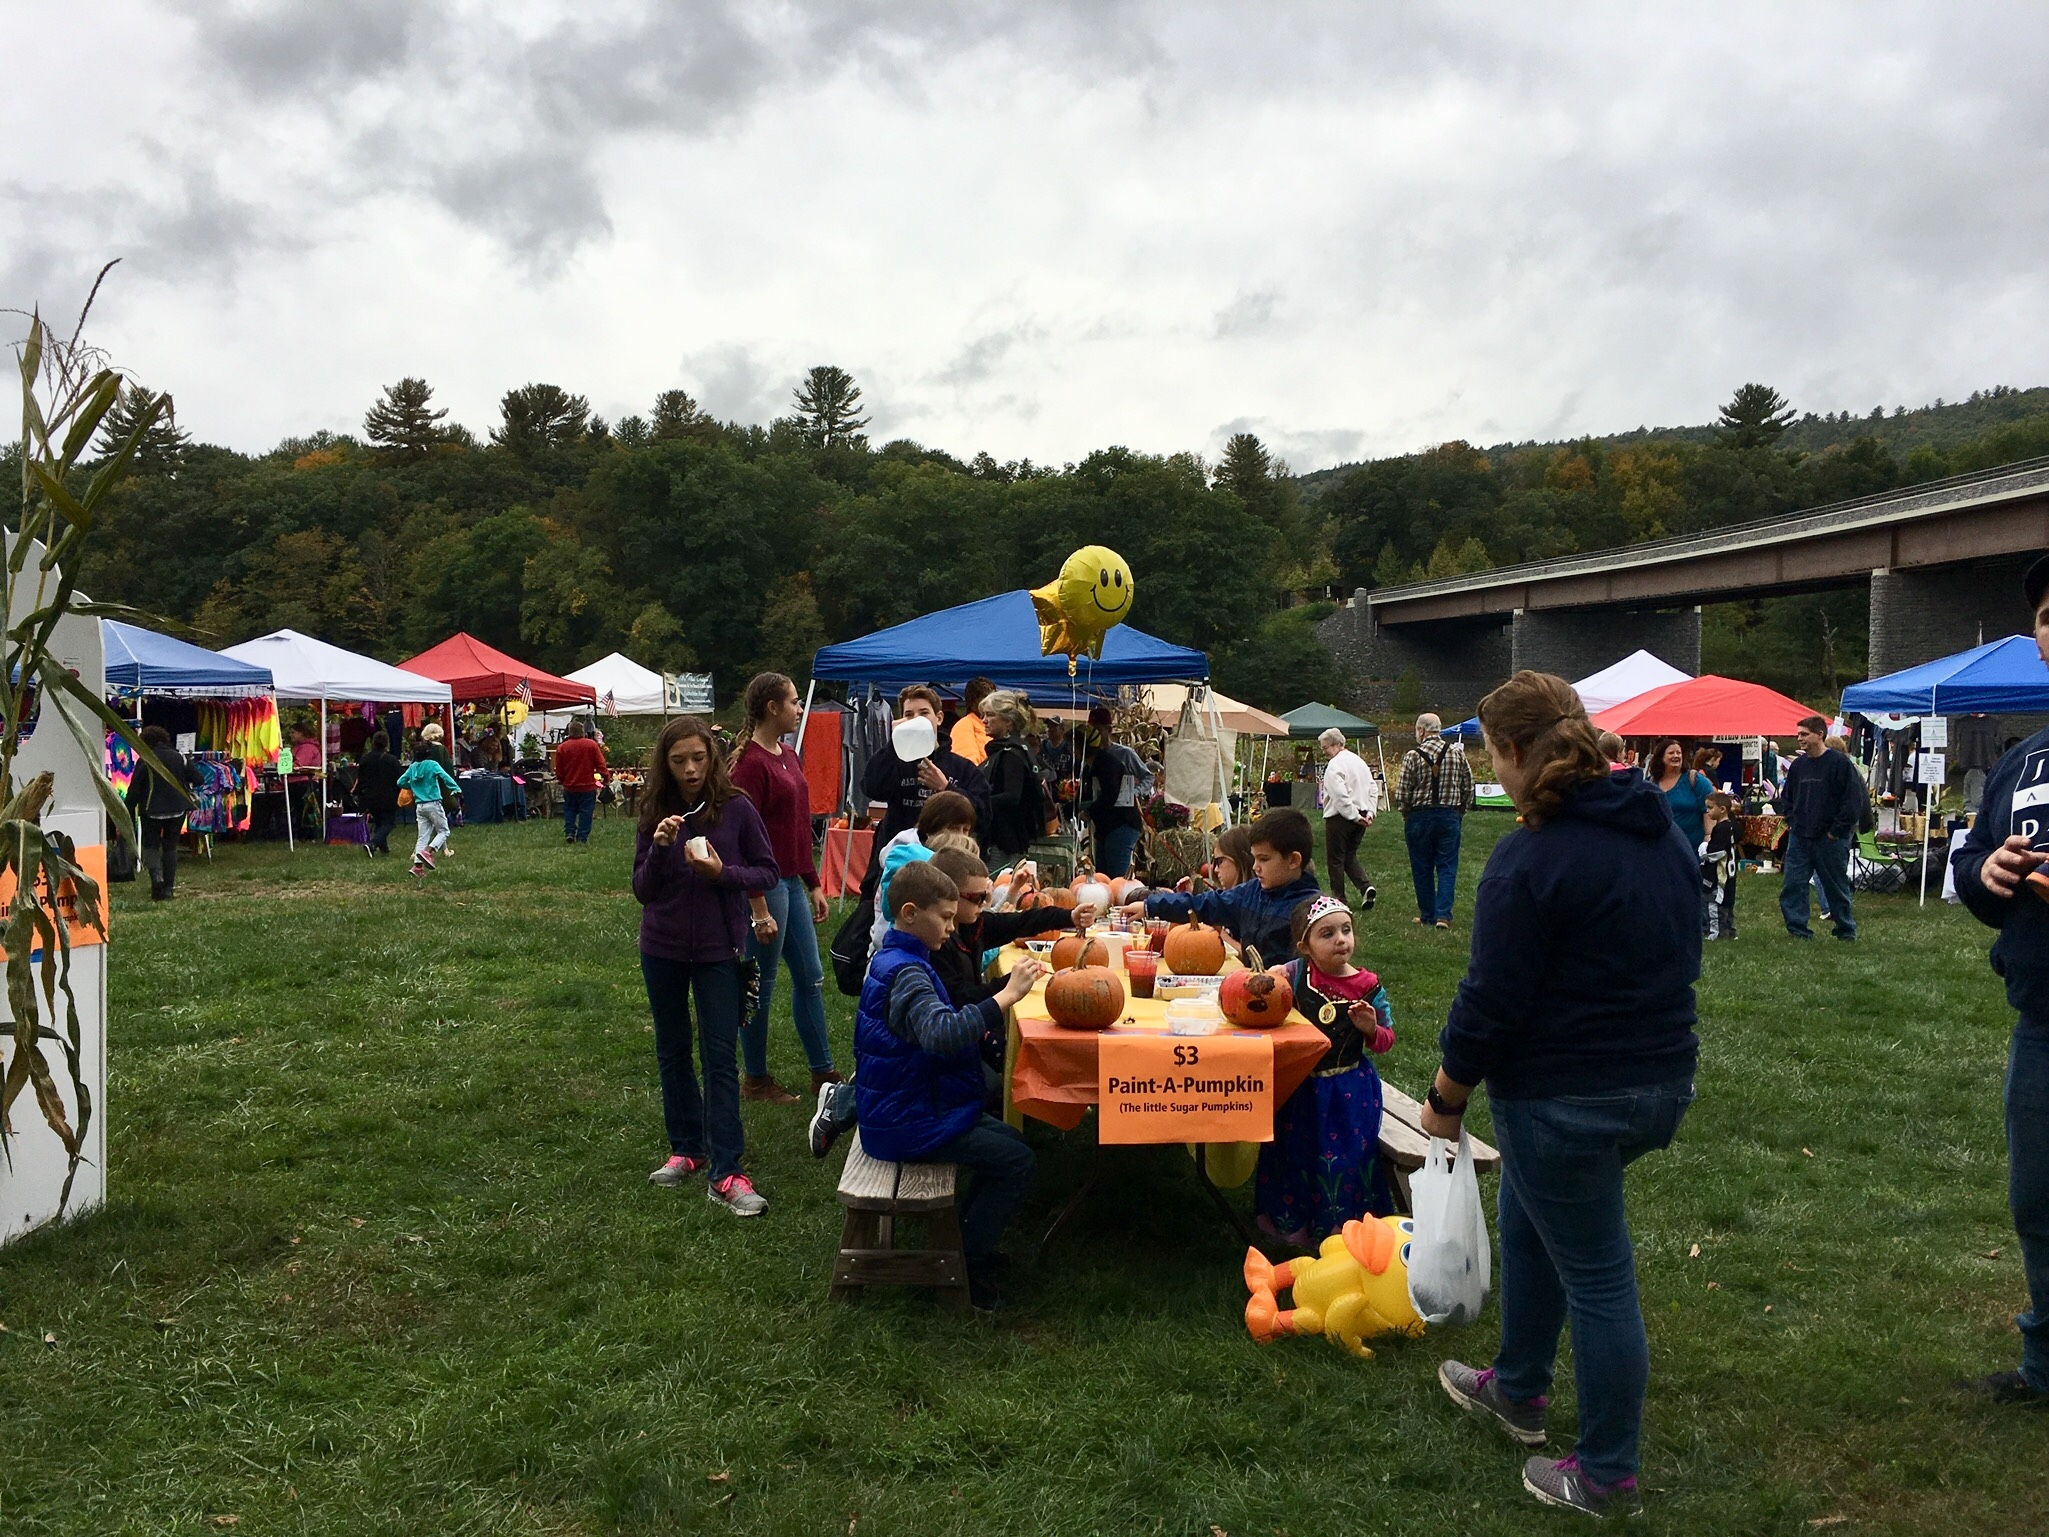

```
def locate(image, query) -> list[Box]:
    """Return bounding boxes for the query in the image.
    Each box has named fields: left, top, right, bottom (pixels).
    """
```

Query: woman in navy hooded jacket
left=1421, top=671, right=1701, bottom=1521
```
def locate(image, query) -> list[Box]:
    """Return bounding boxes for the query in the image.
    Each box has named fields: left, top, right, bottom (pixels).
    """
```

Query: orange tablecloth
left=820, top=826, right=874, bottom=898
left=1010, top=1011, right=1329, bottom=1134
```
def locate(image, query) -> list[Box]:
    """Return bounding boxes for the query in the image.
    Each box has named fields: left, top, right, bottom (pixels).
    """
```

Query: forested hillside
left=13, top=371, right=2046, bottom=712
left=2, top=371, right=1345, bottom=711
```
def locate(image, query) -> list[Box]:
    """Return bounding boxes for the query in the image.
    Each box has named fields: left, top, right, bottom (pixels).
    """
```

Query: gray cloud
left=681, top=344, right=791, bottom=426
left=1213, top=289, right=1279, bottom=340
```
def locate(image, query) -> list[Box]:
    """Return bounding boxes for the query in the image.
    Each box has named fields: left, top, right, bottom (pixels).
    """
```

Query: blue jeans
left=641, top=954, right=746, bottom=1181
left=2009, top=1016, right=2049, bottom=1389
left=1403, top=809, right=1462, bottom=922
left=1780, top=831, right=1855, bottom=938
left=743, top=876, right=835, bottom=1077
left=925, top=1113, right=1036, bottom=1262
left=562, top=789, right=596, bottom=842
left=1095, top=822, right=1141, bottom=879
left=1489, top=1080, right=1695, bottom=1487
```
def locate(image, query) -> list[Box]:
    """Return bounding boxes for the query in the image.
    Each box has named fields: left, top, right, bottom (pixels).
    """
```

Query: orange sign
left=1098, top=1031, right=1275, bottom=1145
left=0, top=842, right=107, bottom=957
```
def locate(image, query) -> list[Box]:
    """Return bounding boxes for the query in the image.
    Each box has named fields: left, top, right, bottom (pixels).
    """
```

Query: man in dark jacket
left=1952, top=552, right=2049, bottom=1405
left=126, top=725, right=201, bottom=900
left=1778, top=713, right=1863, bottom=940
left=354, top=731, right=402, bottom=857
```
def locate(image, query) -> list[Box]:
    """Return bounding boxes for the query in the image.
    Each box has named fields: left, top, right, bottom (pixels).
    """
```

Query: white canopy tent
left=220, top=628, right=453, bottom=851
left=1572, top=650, right=1693, bottom=717
left=532, top=652, right=670, bottom=733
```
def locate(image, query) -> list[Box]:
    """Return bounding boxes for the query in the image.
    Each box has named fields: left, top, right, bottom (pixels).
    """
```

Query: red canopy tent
left=397, top=632, right=598, bottom=707
left=1590, top=674, right=1813, bottom=737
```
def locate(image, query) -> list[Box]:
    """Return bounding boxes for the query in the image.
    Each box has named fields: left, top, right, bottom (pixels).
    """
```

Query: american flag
left=514, top=677, right=534, bottom=709
left=601, top=689, right=618, bottom=717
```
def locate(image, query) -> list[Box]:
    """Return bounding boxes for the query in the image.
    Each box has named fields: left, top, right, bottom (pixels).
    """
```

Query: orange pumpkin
left=1162, top=919, right=1228, bottom=976
left=1050, top=933, right=1106, bottom=971
left=1044, top=887, right=1078, bottom=911
left=1220, top=968, right=1295, bottom=1028
left=1045, top=964, right=1125, bottom=1030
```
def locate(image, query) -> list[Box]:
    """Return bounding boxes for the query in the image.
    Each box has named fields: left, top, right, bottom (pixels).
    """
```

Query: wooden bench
left=1378, top=1083, right=1501, bottom=1214
left=830, top=1132, right=969, bottom=1311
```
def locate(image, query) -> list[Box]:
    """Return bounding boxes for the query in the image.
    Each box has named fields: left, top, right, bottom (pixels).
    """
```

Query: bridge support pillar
left=1318, top=594, right=1509, bottom=717
left=1509, top=608, right=1701, bottom=681
left=1868, top=556, right=2035, bottom=677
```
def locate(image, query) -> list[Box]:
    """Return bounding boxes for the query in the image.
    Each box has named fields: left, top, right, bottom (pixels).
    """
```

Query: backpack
left=830, top=890, right=877, bottom=996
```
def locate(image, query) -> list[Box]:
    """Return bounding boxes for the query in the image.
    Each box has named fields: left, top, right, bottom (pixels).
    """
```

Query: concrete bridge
left=1319, top=456, right=2049, bottom=715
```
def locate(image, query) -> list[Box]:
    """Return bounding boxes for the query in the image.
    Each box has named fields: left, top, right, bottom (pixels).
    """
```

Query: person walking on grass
left=1395, top=712, right=1475, bottom=929
left=554, top=718, right=608, bottom=846
left=127, top=725, right=201, bottom=900
left=398, top=751, right=460, bottom=876
left=1953, top=551, right=2049, bottom=1407
left=1422, top=670, right=1699, bottom=1520
left=637, top=716, right=781, bottom=1216
left=1778, top=714, right=1862, bottom=942
left=731, top=672, right=841, bottom=1105
left=354, top=731, right=401, bottom=858
left=1318, top=726, right=1378, bottom=910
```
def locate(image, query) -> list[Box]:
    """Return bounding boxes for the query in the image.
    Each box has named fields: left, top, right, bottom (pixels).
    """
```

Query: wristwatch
left=1425, top=1083, right=1467, bottom=1117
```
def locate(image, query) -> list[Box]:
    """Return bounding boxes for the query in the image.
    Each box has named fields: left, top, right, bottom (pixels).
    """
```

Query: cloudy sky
left=6, top=1, right=2046, bottom=469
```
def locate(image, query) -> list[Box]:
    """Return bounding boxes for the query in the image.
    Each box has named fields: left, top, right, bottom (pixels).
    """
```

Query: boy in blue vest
left=820, top=859, right=1046, bottom=1311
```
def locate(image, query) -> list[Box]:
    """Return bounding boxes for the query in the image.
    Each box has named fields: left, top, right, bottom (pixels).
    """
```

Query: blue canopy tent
left=1841, top=634, right=2049, bottom=715
left=810, top=590, right=1208, bottom=693
left=102, top=619, right=273, bottom=696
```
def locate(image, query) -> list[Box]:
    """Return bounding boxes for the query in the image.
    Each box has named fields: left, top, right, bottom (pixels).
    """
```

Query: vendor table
left=1001, top=941, right=1327, bottom=1256
left=454, top=772, right=527, bottom=825
left=821, top=826, right=874, bottom=898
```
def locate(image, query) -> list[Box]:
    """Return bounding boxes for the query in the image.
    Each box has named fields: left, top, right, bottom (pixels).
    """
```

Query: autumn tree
left=363, top=377, right=449, bottom=458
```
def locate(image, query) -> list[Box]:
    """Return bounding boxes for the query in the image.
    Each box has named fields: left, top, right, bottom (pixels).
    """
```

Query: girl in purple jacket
left=635, top=717, right=781, bottom=1216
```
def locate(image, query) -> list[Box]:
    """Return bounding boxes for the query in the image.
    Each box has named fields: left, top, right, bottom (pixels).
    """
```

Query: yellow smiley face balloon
left=1032, top=545, right=1135, bottom=661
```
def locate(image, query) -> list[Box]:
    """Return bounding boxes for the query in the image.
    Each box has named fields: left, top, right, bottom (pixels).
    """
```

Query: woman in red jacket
left=730, top=673, right=840, bottom=1102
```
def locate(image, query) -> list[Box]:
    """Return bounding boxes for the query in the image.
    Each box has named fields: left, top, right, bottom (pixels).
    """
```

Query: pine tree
left=362, top=377, right=448, bottom=458
left=490, top=384, right=590, bottom=457
left=790, top=366, right=869, bottom=448
left=1715, top=383, right=1796, bottom=450
left=93, top=383, right=188, bottom=474
left=650, top=389, right=709, bottom=441
left=615, top=415, right=651, bottom=448
left=1213, top=432, right=1279, bottom=524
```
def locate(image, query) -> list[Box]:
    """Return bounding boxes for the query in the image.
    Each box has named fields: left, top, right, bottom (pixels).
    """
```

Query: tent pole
left=318, top=696, right=328, bottom=842
left=794, top=678, right=816, bottom=755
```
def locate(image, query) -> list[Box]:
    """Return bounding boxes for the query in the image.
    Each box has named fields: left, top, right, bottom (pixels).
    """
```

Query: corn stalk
left=0, top=266, right=177, bottom=1215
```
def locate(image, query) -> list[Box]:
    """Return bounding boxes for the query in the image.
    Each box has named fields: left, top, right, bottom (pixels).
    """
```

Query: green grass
left=1, top=812, right=2043, bottom=1534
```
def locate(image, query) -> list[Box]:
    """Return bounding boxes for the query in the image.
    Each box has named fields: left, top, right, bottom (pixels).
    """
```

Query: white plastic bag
left=1406, top=1128, right=1492, bottom=1326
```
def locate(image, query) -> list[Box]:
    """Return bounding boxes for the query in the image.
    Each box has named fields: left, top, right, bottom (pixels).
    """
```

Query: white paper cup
left=685, top=835, right=710, bottom=861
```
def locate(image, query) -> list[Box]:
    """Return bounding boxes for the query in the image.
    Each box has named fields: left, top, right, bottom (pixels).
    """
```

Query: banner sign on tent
left=666, top=673, right=714, bottom=713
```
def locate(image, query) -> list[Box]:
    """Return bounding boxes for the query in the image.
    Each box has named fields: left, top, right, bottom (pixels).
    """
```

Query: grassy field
left=1, top=810, right=2042, bottom=1535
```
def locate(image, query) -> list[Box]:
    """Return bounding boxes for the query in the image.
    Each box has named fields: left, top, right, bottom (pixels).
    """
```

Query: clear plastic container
left=1165, top=998, right=1221, bottom=1036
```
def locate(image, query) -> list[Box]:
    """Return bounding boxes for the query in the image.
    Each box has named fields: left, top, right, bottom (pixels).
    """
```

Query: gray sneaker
left=648, top=1154, right=706, bottom=1187
left=809, top=1079, right=857, bottom=1159
left=708, top=1172, right=767, bottom=1217
left=1522, top=1455, right=1642, bottom=1519
left=1439, top=1360, right=1548, bottom=1446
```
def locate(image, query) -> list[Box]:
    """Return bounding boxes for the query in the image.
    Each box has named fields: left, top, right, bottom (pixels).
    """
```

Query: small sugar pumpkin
left=1162, top=918, right=1228, bottom=976
left=1050, top=933, right=1106, bottom=971
left=1045, top=963, right=1125, bottom=1030
left=1220, top=968, right=1295, bottom=1028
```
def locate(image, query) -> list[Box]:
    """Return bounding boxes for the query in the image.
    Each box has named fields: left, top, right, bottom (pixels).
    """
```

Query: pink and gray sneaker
left=647, top=1154, right=707, bottom=1187
left=1521, top=1454, right=1641, bottom=1519
left=708, top=1172, right=767, bottom=1216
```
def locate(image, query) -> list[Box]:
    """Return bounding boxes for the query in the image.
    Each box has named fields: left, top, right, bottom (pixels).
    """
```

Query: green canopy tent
left=1281, top=702, right=1379, bottom=740
left=1273, top=702, right=1384, bottom=809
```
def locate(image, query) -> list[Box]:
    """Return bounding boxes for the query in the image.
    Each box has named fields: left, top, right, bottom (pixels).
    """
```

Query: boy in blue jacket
left=1122, top=807, right=1323, bottom=968
left=830, top=859, right=1045, bottom=1312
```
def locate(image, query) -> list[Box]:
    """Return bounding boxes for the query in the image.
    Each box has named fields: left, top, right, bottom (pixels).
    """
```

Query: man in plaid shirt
left=1394, top=712, right=1476, bottom=928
